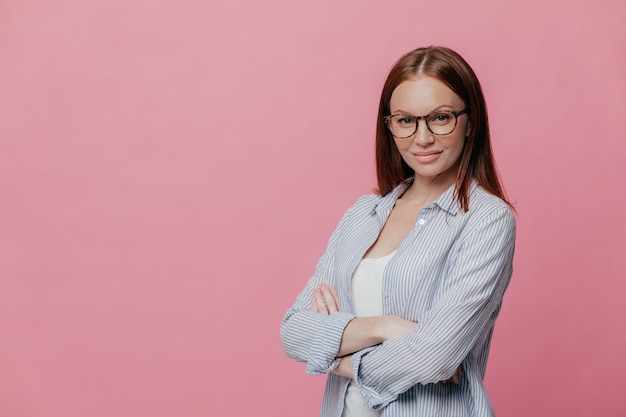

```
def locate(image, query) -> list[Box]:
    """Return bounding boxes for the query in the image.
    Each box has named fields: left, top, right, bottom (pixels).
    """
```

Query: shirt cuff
left=350, top=346, right=391, bottom=409
left=305, top=312, right=355, bottom=375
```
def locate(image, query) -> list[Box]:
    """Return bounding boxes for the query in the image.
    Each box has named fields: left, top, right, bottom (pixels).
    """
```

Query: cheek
left=443, top=135, right=465, bottom=152
left=444, top=138, right=466, bottom=164
left=393, top=139, right=411, bottom=152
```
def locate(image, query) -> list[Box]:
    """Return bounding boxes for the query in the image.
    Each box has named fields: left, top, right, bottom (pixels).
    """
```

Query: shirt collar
left=371, top=181, right=410, bottom=217
left=373, top=179, right=478, bottom=217
left=434, top=183, right=460, bottom=215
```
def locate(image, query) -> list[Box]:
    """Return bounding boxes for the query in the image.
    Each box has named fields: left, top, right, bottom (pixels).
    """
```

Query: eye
left=394, top=115, right=415, bottom=126
left=428, top=112, right=452, bottom=125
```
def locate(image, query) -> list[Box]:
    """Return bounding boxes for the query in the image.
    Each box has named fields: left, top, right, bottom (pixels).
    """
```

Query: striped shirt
left=280, top=181, right=516, bottom=417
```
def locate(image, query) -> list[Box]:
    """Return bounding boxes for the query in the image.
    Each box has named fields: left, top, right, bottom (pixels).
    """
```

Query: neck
left=401, top=174, right=456, bottom=205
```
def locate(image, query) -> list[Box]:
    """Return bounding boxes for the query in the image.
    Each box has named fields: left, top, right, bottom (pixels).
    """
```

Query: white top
left=342, top=251, right=395, bottom=417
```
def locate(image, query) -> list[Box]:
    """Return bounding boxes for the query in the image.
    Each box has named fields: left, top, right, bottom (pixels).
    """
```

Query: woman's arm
left=313, top=283, right=462, bottom=383
left=311, top=283, right=418, bottom=356
left=280, top=196, right=380, bottom=375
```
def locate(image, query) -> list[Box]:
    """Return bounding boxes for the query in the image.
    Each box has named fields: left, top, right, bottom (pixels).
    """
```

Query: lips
left=412, top=150, right=442, bottom=163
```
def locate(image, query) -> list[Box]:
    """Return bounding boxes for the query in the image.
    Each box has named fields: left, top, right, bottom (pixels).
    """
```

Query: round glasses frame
left=384, top=108, right=470, bottom=138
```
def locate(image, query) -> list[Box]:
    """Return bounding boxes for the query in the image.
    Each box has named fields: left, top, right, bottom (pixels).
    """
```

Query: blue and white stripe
left=280, top=181, right=516, bottom=417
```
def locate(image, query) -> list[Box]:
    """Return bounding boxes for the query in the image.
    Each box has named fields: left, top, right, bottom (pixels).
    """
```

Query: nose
left=413, top=119, right=434, bottom=146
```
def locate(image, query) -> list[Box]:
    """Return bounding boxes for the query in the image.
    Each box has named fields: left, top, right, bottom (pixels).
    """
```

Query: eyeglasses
left=384, top=108, right=469, bottom=138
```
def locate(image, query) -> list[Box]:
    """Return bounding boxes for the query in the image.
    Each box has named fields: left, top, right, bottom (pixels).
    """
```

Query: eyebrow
left=391, top=105, right=456, bottom=115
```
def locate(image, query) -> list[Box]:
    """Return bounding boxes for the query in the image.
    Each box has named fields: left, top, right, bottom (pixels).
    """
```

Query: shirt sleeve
left=280, top=201, right=360, bottom=375
left=351, top=206, right=516, bottom=409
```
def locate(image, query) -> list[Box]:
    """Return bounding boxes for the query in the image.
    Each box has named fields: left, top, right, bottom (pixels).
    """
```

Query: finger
left=313, top=288, right=329, bottom=314
left=311, top=299, right=319, bottom=313
left=313, top=289, right=325, bottom=313
left=452, top=365, right=463, bottom=384
left=320, top=283, right=339, bottom=313
left=329, top=286, right=341, bottom=311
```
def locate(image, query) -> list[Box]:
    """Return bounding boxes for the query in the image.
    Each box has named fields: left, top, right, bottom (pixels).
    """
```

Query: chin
left=413, top=167, right=457, bottom=184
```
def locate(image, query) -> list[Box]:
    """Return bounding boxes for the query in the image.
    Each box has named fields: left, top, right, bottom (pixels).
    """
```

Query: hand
left=332, top=355, right=353, bottom=379
left=442, top=365, right=464, bottom=384
left=311, top=283, right=340, bottom=315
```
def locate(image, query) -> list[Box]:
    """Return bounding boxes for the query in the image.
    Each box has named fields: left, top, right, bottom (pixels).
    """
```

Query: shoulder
left=352, top=193, right=381, bottom=209
left=341, top=193, right=380, bottom=219
left=326, top=193, right=381, bottom=240
left=464, top=186, right=516, bottom=231
left=347, top=181, right=408, bottom=215
left=468, top=186, right=512, bottom=212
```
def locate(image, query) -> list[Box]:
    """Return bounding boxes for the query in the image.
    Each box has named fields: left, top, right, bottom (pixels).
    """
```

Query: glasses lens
left=426, top=111, right=457, bottom=135
left=388, top=115, right=416, bottom=138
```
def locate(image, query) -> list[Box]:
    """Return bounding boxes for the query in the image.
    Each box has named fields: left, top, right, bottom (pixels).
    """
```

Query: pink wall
left=1, top=1, right=625, bottom=416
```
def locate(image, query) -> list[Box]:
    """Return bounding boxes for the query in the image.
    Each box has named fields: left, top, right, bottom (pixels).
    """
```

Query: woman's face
left=389, top=75, right=469, bottom=186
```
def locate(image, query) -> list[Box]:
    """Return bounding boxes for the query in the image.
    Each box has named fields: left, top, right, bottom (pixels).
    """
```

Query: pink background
left=1, top=1, right=625, bottom=416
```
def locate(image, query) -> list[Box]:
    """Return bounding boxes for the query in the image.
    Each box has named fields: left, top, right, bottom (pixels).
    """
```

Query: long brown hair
left=375, top=46, right=512, bottom=211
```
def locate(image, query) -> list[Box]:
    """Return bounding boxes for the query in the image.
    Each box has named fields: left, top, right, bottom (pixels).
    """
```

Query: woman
left=280, top=46, right=515, bottom=417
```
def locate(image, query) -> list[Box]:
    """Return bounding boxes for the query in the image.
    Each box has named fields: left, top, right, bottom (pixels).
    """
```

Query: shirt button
left=418, top=219, right=426, bottom=226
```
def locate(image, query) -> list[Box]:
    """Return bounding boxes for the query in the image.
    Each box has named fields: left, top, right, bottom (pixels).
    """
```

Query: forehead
left=389, top=75, right=464, bottom=113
